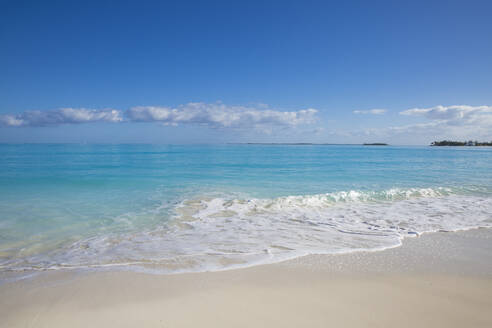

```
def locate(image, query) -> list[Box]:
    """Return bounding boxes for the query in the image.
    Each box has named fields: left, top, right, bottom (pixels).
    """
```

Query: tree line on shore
left=431, top=140, right=492, bottom=146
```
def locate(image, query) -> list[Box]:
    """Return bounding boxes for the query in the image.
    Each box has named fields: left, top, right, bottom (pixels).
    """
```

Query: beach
left=1, top=145, right=492, bottom=327
left=2, top=1, right=492, bottom=326
left=2, top=228, right=491, bottom=328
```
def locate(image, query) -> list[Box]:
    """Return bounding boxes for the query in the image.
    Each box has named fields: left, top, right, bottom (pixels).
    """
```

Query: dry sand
left=1, top=229, right=492, bottom=328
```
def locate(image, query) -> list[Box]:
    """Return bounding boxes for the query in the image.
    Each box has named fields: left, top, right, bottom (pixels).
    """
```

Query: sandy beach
left=1, top=228, right=491, bottom=328
left=2, top=0, right=492, bottom=326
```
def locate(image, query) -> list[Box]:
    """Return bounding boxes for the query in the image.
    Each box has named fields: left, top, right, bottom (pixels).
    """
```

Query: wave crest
left=176, top=187, right=456, bottom=220
left=3, top=187, right=492, bottom=276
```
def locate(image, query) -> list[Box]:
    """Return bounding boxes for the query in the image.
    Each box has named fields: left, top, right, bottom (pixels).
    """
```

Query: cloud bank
left=0, top=108, right=122, bottom=127
left=0, top=103, right=318, bottom=131
left=400, top=105, right=492, bottom=124
left=357, top=105, right=492, bottom=142
left=397, top=105, right=492, bottom=140
left=2, top=103, right=490, bottom=143
left=127, top=103, right=318, bottom=128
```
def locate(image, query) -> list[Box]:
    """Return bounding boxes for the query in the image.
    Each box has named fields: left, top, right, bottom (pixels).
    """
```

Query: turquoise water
left=1, top=144, right=491, bottom=278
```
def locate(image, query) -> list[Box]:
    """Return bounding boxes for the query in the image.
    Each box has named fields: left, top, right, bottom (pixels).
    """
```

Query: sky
left=1, top=0, right=491, bottom=145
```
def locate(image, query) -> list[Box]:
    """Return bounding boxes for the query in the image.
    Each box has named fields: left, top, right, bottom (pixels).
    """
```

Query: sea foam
left=2, top=187, right=491, bottom=276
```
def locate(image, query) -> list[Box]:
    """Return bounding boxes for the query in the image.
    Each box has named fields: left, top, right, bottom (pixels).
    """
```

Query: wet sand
left=1, top=229, right=491, bottom=328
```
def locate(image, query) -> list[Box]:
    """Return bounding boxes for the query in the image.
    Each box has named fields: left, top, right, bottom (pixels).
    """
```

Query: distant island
left=431, top=140, right=492, bottom=146
left=230, top=143, right=389, bottom=146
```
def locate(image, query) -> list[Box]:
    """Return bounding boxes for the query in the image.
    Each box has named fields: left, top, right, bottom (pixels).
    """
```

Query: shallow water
left=0, top=144, right=491, bottom=278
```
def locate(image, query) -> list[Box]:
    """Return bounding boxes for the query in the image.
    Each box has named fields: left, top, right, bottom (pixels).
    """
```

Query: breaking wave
left=2, top=187, right=492, bottom=276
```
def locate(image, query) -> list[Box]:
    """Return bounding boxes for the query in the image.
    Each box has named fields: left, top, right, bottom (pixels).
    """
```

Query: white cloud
left=355, top=105, right=492, bottom=143
left=0, top=103, right=318, bottom=133
left=0, top=108, right=123, bottom=127
left=398, top=105, right=492, bottom=134
left=126, top=102, right=318, bottom=129
left=400, top=105, right=492, bottom=121
left=353, top=109, right=386, bottom=115
left=0, top=115, right=24, bottom=127
left=329, top=104, right=492, bottom=145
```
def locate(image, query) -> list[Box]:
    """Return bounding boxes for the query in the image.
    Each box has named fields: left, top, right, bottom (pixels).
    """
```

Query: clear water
left=0, top=144, right=491, bottom=278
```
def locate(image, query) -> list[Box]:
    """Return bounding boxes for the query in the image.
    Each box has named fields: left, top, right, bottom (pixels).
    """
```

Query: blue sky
left=1, top=0, right=491, bottom=144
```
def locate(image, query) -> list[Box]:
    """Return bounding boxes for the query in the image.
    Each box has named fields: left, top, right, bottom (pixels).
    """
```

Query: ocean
left=1, top=144, right=491, bottom=280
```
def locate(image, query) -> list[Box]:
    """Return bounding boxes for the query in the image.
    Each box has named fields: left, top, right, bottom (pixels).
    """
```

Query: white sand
left=1, top=229, right=492, bottom=328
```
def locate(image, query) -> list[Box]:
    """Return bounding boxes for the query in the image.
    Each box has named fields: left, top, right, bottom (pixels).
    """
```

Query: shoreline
left=1, top=224, right=489, bottom=284
left=1, top=228, right=492, bottom=327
